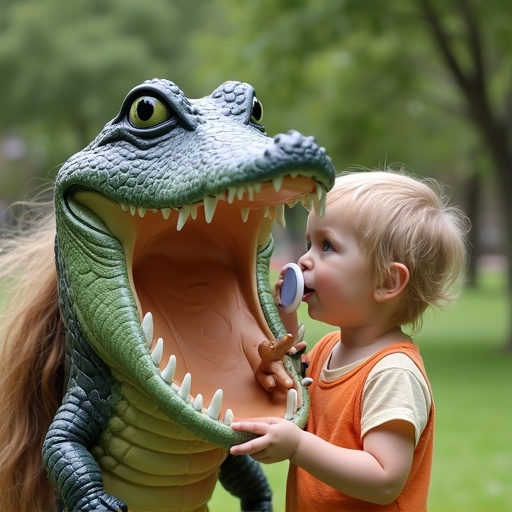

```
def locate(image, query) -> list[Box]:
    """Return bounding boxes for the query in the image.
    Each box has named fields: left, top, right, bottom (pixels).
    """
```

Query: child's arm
left=230, top=418, right=415, bottom=506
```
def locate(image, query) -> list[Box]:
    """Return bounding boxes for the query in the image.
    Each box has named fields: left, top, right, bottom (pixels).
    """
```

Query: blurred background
left=0, top=0, right=510, bottom=510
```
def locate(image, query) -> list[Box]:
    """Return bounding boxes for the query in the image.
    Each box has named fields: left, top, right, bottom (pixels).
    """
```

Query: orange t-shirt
left=286, top=332, right=434, bottom=511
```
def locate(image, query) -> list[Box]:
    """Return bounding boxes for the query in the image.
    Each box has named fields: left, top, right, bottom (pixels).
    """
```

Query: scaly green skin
left=42, top=78, right=335, bottom=511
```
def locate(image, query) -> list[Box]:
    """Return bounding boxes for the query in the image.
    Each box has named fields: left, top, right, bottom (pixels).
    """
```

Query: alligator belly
left=101, top=470, right=220, bottom=512
left=92, top=379, right=228, bottom=512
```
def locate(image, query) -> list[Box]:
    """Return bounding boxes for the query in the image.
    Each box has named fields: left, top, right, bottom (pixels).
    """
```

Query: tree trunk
left=465, top=171, right=480, bottom=287
left=419, top=0, right=512, bottom=350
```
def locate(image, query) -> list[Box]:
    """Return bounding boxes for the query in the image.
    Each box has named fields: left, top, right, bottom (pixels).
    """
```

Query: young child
left=230, top=169, right=469, bottom=511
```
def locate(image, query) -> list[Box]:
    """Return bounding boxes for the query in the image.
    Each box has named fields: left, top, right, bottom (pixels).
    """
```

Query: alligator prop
left=0, top=78, right=334, bottom=512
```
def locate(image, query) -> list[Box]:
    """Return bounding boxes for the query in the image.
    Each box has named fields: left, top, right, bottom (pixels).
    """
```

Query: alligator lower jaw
left=68, top=176, right=324, bottom=423
left=125, top=200, right=298, bottom=421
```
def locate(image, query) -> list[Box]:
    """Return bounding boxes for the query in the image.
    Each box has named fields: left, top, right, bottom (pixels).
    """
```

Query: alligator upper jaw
left=66, top=176, right=325, bottom=422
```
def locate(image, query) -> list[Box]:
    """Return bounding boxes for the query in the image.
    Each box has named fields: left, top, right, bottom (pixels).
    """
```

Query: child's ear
left=373, top=263, right=410, bottom=302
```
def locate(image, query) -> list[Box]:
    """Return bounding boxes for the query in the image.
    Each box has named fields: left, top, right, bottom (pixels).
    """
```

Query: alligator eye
left=129, top=96, right=171, bottom=128
left=250, top=96, right=264, bottom=124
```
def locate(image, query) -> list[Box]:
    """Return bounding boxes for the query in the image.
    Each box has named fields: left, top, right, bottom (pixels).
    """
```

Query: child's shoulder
left=308, top=331, right=340, bottom=361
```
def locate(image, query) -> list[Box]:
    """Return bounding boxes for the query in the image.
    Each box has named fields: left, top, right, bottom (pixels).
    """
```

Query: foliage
left=192, top=0, right=485, bottom=177
left=191, top=0, right=512, bottom=344
left=0, top=0, right=214, bottom=173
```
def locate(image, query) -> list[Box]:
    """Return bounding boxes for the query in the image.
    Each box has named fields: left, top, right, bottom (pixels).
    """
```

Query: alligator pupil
left=251, top=98, right=262, bottom=122
left=137, top=98, right=154, bottom=121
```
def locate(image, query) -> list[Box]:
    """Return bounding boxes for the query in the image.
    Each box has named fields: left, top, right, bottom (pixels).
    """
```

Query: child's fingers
left=255, top=370, right=277, bottom=391
left=287, top=340, right=306, bottom=355
left=230, top=440, right=259, bottom=456
left=231, top=421, right=269, bottom=434
left=273, top=277, right=284, bottom=305
left=271, top=363, right=293, bottom=388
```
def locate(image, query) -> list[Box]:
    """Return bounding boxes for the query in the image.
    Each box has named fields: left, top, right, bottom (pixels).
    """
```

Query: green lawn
left=2, top=268, right=509, bottom=510
left=210, top=270, right=512, bottom=511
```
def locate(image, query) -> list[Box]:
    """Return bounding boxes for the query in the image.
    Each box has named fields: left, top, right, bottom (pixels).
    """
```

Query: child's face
left=297, top=205, right=379, bottom=329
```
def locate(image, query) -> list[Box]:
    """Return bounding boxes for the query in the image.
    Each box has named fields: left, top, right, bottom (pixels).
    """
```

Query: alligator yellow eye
left=250, top=96, right=264, bottom=124
left=129, top=96, right=171, bottom=128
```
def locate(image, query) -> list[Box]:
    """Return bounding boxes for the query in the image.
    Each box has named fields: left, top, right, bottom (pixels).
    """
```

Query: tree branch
left=457, top=0, right=485, bottom=84
left=416, top=0, right=469, bottom=95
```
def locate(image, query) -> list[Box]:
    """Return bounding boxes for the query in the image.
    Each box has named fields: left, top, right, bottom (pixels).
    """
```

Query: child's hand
left=255, top=334, right=306, bottom=391
left=230, top=417, right=302, bottom=464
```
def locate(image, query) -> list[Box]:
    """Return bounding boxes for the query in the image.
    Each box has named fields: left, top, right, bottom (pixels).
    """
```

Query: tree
left=193, top=0, right=512, bottom=348
left=0, top=0, right=213, bottom=180
left=417, top=0, right=512, bottom=349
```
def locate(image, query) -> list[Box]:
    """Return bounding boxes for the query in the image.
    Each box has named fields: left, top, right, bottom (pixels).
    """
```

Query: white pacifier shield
left=280, top=263, right=304, bottom=313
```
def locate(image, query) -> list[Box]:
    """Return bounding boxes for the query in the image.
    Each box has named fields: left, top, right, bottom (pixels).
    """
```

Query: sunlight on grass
left=210, top=270, right=512, bottom=511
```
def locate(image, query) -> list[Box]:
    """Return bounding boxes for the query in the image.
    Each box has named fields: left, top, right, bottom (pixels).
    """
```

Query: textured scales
left=42, top=78, right=335, bottom=511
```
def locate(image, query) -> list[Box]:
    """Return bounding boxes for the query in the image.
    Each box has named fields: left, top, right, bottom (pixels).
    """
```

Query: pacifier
left=279, top=263, right=304, bottom=313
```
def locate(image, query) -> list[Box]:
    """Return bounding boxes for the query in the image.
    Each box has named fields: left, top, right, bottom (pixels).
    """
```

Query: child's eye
left=322, top=240, right=333, bottom=251
left=306, top=241, right=311, bottom=251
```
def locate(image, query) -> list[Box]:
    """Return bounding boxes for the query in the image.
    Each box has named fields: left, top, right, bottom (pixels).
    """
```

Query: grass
left=2, top=266, right=508, bottom=510
left=210, top=270, right=512, bottom=511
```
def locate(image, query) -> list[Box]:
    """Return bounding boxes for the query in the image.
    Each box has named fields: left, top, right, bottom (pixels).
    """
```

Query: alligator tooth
left=207, top=389, right=223, bottom=420
left=227, top=187, right=237, bottom=204
left=272, top=175, right=284, bottom=192
left=223, top=409, right=234, bottom=425
left=161, top=208, right=171, bottom=220
left=177, top=206, right=191, bottom=231
left=204, top=196, right=218, bottom=223
left=237, top=186, right=245, bottom=200
left=190, top=205, right=198, bottom=220
left=178, top=373, right=192, bottom=400
left=263, top=205, right=271, bottom=218
left=121, top=204, right=129, bottom=211
left=241, top=208, right=250, bottom=223
left=151, top=338, right=164, bottom=365
left=276, top=204, right=286, bottom=228
left=284, top=388, right=298, bottom=420
left=247, top=185, right=254, bottom=201
left=321, top=194, right=327, bottom=217
left=302, top=194, right=313, bottom=212
left=129, top=205, right=137, bottom=216
left=316, top=183, right=325, bottom=201
left=301, top=377, right=314, bottom=387
left=138, top=207, right=147, bottom=218
left=290, top=172, right=299, bottom=178
left=253, top=182, right=262, bottom=193
left=193, top=394, right=203, bottom=411
left=141, top=312, right=154, bottom=348
left=312, top=185, right=326, bottom=217
left=161, top=354, right=176, bottom=383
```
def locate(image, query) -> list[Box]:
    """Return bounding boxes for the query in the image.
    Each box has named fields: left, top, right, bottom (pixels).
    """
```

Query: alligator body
left=42, top=78, right=335, bottom=511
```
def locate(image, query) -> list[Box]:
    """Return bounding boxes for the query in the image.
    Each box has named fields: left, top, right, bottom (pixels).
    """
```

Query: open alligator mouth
left=66, top=173, right=326, bottom=441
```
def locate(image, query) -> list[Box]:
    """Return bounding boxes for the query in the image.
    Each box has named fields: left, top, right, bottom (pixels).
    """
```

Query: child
left=230, top=169, right=469, bottom=511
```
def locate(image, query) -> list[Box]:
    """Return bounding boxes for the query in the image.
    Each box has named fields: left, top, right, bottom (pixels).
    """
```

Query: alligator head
left=54, top=78, right=335, bottom=449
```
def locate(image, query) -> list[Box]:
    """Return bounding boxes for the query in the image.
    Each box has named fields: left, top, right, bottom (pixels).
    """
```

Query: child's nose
left=297, top=251, right=311, bottom=270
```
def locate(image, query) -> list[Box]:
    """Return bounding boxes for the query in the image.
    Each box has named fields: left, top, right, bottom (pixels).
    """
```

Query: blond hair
left=0, top=201, right=64, bottom=511
left=327, top=169, right=469, bottom=333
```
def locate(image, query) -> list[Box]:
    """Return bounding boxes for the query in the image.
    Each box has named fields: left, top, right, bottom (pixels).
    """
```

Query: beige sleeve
left=361, top=353, right=432, bottom=447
